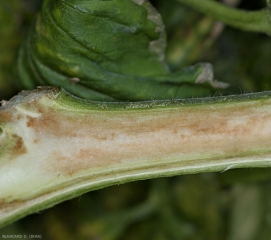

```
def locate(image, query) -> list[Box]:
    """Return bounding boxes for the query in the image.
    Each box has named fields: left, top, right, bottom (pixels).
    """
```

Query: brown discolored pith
left=20, top=99, right=271, bottom=176
left=10, top=134, right=27, bottom=158
left=0, top=111, right=13, bottom=123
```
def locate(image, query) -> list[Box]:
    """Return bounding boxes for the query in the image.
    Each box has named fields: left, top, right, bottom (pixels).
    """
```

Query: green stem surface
left=1, top=87, right=271, bottom=227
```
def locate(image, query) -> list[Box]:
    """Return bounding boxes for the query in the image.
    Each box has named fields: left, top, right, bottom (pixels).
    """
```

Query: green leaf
left=14, top=0, right=227, bottom=101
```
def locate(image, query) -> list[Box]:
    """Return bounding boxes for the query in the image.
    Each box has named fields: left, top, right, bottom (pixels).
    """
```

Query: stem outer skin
left=1, top=87, right=271, bottom=227
left=176, top=0, right=271, bottom=35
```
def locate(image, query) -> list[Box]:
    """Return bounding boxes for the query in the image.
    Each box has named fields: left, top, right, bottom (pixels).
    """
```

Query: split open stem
left=2, top=88, right=271, bottom=227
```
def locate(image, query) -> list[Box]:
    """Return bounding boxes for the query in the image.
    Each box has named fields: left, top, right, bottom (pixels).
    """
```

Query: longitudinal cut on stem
left=1, top=87, right=271, bottom=227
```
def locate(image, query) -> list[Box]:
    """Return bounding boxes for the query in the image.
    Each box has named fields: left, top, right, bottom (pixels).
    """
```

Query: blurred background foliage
left=1, top=0, right=271, bottom=239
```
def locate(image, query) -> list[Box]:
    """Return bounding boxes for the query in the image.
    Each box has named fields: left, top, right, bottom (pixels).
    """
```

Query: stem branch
left=176, top=0, right=271, bottom=34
